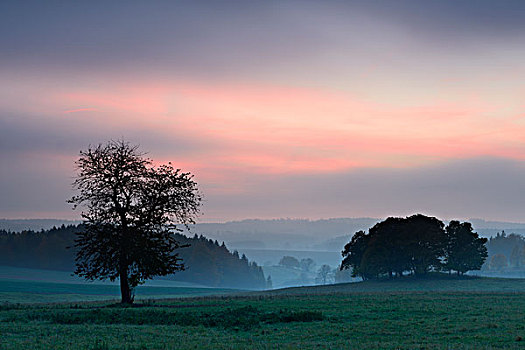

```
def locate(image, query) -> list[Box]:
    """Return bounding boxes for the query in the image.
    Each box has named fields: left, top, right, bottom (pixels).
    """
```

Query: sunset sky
left=1, top=1, right=524, bottom=222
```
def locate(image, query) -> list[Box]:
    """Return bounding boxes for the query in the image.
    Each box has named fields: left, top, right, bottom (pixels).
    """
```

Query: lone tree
left=69, top=140, right=202, bottom=304
left=316, top=264, right=333, bottom=285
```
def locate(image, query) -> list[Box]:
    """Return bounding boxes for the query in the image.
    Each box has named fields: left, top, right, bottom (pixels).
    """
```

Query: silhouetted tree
left=443, top=221, right=488, bottom=275
left=360, top=241, right=391, bottom=279
left=509, top=245, right=525, bottom=268
left=510, top=245, right=520, bottom=267
left=68, top=140, right=202, bottom=304
left=489, top=254, right=508, bottom=271
left=316, top=264, right=332, bottom=285
left=341, top=230, right=370, bottom=279
left=487, top=232, right=525, bottom=260
left=266, top=275, right=273, bottom=289
left=300, top=258, right=316, bottom=272
left=278, top=256, right=300, bottom=269
left=342, top=215, right=457, bottom=279
left=367, top=217, right=410, bottom=278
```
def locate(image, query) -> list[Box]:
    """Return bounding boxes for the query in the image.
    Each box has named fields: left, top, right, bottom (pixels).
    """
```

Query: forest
left=483, top=231, right=525, bottom=273
left=0, top=225, right=267, bottom=289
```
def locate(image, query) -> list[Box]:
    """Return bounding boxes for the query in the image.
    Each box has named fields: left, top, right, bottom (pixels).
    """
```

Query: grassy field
left=0, top=266, right=240, bottom=303
left=1, top=276, right=524, bottom=349
left=0, top=279, right=241, bottom=304
left=264, top=275, right=525, bottom=295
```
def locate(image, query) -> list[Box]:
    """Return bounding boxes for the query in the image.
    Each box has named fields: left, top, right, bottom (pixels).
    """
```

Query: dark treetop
left=341, top=214, right=488, bottom=280
left=68, top=140, right=202, bottom=303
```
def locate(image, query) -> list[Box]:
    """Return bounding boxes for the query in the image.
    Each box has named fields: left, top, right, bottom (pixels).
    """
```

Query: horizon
left=3, top=215, right=525, bottom=227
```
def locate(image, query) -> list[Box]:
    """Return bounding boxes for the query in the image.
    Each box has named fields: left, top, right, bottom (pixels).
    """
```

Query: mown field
left=1, top=277, right=524, bottom=349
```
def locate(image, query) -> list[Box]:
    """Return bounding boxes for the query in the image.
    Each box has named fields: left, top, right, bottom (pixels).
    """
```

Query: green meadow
left=0, top=266, right=241, bottom=304
left=1, top=275, right=524, bottom=349
left=0, top=279, right=240, bottom=304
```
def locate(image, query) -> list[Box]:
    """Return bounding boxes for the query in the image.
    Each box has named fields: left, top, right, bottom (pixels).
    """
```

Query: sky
left=1, top=0, right=524, bottom=222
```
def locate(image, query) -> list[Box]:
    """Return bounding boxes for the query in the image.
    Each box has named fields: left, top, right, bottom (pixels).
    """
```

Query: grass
left=1, top=303, right=323, bottom=331
left=0, top=266, right=238, bottom=303
left=1, top=276, right=524, bottom=349
left=0, top=279, right=241, bottom=304
left=0, top=279, right=242, bottom=304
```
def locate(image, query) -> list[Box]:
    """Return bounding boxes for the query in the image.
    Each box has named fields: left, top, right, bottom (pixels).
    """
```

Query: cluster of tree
left=276, top=255, right=355, bottom=286
left=315, top=264, right=333, bottom=284
left=341, top=214, right=488, bottom=280
left=484, top=232, right=525, bottom=271
left=314, top=264, right=358, bottom=285
left=278, top=256, right=316, bottom=272
left=0, top=225, right=267, bottom=290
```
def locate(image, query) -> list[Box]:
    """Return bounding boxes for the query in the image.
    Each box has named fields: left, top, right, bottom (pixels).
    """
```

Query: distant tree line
left=341, top=214, right=488, bottom=280
left=0, top=225, right=76, bottom=271
left=275, top=255, right=357, bottom=286
left=0, top=225, right=266, bottom=289
left=278, top=256, right=316, bottom=272
left=484, top=231, right=525, bottom=272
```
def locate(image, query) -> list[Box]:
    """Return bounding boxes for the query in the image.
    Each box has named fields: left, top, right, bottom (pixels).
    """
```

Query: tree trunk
left=119, top=220, right=132, bottom=304
left=120, top=266, right=132, bottom=304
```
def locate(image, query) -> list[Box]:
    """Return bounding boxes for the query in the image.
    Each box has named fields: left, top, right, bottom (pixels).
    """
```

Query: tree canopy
left=341, top=214, right=488, bottom=280
left=278, top=256, right=300, bottom=269
left=69, top=140, right=202, bottom=303
left=316, top=264, right=332, bottom=285
left=443, top=221, right=488, bottom=275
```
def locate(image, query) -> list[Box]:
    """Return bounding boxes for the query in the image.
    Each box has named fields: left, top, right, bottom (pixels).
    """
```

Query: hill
left=261, top=274, right=525, bottom=296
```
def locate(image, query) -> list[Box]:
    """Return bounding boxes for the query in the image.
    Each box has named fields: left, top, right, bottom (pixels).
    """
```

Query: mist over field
left=2, top=217, right=525, bottom=289
left=4, top=217, right=525, bottom=249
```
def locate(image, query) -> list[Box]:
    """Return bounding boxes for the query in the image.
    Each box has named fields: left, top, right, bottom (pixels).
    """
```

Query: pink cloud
left=46, top=80, right=524, bottom=185
left=64, top=108, right=98, bottom=114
